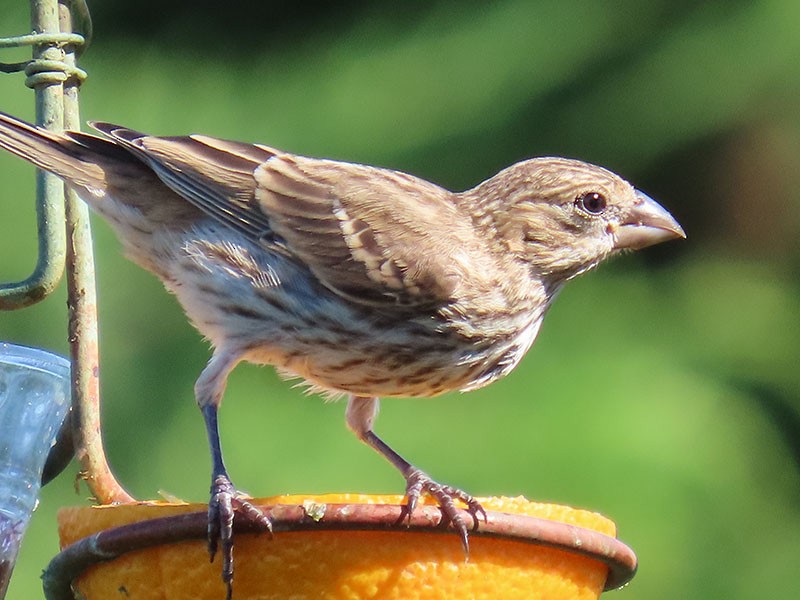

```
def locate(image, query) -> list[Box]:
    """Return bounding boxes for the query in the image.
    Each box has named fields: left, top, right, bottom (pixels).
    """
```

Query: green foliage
left=1, top=1, right=798, bottom=598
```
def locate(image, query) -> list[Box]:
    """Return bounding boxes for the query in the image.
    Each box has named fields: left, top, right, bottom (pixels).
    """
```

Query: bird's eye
left=576, top=192, right=607, bottom=215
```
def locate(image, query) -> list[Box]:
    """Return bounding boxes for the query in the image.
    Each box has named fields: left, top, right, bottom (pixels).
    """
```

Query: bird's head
left=467, top=157, right=685, bottom=286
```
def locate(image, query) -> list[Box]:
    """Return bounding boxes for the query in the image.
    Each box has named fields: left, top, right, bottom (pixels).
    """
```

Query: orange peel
left=53, top=494, right=636, bottom=599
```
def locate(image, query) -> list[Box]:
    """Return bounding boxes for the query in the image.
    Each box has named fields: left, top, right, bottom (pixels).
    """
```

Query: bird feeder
left=48, top=494, right=636, bottom=600
left=0, top=343, right=71, bottom=597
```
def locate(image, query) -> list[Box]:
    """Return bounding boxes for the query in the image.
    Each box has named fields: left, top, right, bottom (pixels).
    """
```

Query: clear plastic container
left=0, top=343, right=70, bottom=597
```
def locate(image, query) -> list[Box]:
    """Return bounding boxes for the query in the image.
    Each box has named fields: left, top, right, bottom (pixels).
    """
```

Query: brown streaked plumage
left=0, top=111, right=684, bottom=597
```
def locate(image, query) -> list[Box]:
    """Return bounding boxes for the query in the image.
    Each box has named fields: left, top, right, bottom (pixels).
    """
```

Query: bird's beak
left=612, top=190, right=686, bottom=250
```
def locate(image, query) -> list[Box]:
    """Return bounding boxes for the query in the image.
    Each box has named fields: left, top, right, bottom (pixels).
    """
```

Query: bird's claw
left=208, top=474, right=273, bottom=600
left=403, top=468, right=487, bottom=555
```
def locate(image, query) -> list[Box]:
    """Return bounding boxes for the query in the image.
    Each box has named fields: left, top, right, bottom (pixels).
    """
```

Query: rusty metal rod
left=58, top=0, right=133, bottom=504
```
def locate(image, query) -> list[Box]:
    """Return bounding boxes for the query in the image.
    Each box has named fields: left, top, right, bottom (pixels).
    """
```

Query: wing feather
left=90, top=123, right=278, bottom=242
left=254, top=155, right=478, bottom=306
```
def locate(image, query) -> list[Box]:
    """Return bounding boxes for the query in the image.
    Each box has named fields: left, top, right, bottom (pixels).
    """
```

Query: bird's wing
left=91, top=124, right=480, bottom=308
left=90, top=123, right=278, bottom=243
left=253, top=153, right=482, bottom=307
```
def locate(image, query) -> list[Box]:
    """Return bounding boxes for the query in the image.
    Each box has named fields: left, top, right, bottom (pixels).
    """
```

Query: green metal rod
left=0, top=1, right=70, bottom=310
left=0, top=2, right=90, bottom=310
left=0, top=31, right=84, bottom=48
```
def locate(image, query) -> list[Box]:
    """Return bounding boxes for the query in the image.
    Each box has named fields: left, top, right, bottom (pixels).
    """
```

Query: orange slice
left=57, top=494, right=626, bottom=599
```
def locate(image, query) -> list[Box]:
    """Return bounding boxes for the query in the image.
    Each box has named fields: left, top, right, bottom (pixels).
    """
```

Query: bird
left=0, top=111, right=684, bottom=596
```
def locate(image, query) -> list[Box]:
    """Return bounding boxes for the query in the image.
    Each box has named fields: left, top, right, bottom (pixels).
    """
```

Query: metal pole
left=59, top=0, right=133, bottom=504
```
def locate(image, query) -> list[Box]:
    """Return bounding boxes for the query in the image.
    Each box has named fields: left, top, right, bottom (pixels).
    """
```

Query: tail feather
left=0, top=109, right=203, bottom=243
left=0, top=111, right=116, bottom=192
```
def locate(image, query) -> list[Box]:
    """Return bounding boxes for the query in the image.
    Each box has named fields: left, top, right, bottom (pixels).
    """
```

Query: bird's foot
left=403, top=467, right=487, bottom=555
left=208, top=474, right=273, bottom=600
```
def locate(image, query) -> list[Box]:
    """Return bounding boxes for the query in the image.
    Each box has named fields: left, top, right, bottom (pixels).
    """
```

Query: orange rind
left=51, top=494, right=636, bottom=599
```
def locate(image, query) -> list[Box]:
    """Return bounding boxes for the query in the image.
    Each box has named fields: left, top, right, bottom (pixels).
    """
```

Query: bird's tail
left=0, top=110, right=132, bottom=194
left=0, top=111, right=197, bottom=277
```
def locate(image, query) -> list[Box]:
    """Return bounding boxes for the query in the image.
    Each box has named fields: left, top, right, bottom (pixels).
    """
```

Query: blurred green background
left=1, top=0, right=799, bottom=598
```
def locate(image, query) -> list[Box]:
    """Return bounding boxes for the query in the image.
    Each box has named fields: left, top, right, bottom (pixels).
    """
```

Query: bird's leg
left=345, top=395, right=487, bottom=554
left=197, top=352, right=272, bottom=599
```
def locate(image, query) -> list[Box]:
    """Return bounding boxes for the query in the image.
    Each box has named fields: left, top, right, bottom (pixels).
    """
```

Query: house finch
left=0, top=111, right=684, bottom=595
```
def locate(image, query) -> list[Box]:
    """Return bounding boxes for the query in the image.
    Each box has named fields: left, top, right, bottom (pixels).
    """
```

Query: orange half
left=58, top=494, right=621, bottom=600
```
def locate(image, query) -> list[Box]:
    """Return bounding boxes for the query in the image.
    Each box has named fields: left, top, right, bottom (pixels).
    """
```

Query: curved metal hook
left=0, top=4, right=90, bottom=310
